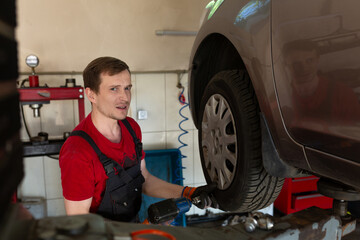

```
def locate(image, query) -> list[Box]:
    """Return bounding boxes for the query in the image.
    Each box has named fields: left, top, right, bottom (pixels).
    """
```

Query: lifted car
left=188, top=0, right=360, bottom=212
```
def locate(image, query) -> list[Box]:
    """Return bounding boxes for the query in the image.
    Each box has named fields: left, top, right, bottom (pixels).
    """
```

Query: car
left=188, top=0, right=360, bottom=212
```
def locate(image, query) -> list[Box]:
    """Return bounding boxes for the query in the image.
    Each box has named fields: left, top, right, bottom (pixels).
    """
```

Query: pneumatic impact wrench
left=146, top=197, right=200, bottom=224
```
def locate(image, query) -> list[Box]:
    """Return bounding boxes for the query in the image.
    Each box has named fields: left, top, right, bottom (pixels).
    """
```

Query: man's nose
left=118, top=89, right=129, bottom=100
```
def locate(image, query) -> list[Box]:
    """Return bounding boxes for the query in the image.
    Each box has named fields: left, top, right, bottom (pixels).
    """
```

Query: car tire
left=198, top=70, right=284, bottom=212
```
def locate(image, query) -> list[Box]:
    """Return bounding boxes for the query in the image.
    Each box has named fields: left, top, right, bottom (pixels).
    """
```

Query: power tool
left=147, top=197, right=195, bottom=224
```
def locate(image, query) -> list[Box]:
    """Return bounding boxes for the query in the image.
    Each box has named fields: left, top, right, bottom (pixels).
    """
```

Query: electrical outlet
left=137, top=110, right=148, bottom=120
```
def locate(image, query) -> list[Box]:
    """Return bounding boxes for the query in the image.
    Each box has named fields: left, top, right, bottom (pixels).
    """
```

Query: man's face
left=90, top=70, right=132, bottom=121
left=285, top=49, right=319, bottom=85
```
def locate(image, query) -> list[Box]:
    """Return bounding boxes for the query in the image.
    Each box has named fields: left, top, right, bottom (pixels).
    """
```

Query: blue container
left=138, top=149, right=186, bottom=226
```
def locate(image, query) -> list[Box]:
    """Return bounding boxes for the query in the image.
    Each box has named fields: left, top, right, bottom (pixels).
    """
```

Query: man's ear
left=85, top=87, right=96, bottom=104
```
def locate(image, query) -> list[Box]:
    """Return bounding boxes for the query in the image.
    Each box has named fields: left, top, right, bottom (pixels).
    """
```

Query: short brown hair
left=83, top=57, right=130, bottom=93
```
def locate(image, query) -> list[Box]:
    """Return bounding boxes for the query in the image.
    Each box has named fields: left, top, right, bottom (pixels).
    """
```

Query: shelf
left=22, top=139, right=65, bottom=157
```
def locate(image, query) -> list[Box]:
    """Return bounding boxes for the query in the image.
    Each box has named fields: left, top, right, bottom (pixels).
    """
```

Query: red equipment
left=274, top=176, right=333, bottom=215
left=18, top=86, right=85, bottom=122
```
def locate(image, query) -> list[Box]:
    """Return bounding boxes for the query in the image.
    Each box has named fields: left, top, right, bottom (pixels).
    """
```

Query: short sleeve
left=59, top=136, right=96, bottom=200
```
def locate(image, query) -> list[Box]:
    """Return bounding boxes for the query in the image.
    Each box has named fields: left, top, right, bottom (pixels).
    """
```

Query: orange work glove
left=181, top=183, right=219, bottom=209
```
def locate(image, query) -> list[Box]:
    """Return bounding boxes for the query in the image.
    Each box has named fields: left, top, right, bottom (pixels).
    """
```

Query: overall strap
left=70, top=130, right=102, bottom=156
left=70, top=130, right=118, bottom=175
left=121, top=118, right=143, bottom=162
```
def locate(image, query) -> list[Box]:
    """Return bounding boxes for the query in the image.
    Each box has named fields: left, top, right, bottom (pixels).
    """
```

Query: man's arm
left=141, top=159, right=183, bottom=199
left=64, top=197, right=92, bottom=215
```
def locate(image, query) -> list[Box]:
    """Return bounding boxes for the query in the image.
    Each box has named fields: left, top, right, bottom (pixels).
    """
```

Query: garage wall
left=16, top=0, right=208, bottom=72
left=16, top=0, right=213, bottom=217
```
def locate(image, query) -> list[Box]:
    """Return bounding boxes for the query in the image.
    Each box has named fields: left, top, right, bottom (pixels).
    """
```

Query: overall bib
left=70, top=119, right=144, bottom=222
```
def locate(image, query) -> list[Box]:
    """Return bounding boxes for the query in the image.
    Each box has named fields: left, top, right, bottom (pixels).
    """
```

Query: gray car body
left=189, top=0, right=360, bottom=190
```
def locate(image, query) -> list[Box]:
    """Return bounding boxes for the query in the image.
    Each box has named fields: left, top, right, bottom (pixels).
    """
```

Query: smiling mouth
left=116, top=106, right=127, bottom=110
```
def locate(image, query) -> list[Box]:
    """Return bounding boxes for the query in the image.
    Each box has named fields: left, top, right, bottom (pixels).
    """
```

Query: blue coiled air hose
left=176, top=87, right=189, bottom=185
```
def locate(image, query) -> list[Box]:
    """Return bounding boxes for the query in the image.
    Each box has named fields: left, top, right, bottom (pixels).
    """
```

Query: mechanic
left=59, top=57, right=217, bottom=222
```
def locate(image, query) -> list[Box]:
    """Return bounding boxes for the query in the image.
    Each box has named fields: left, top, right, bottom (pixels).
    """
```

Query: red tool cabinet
left=274, top=176, right=333, bottom=215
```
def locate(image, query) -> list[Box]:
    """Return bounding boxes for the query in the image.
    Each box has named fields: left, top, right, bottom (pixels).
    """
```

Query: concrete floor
left=343, top=219, right=360, bottom=240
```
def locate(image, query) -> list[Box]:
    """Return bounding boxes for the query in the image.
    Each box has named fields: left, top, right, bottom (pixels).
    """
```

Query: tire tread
left=213, top=70, right=283, bottom=212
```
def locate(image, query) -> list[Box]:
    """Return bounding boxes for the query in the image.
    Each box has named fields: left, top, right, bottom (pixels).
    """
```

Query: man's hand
left=182, top=183, right=219, bottom=209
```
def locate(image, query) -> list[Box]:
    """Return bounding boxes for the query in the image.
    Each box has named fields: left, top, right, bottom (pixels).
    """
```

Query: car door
left=272, top=0, right=360, bottom=162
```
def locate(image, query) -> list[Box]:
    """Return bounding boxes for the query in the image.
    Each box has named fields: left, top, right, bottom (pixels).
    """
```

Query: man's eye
left=125, top=87, right=132, bottom=91
left=110, top=87, right=117, bottom=91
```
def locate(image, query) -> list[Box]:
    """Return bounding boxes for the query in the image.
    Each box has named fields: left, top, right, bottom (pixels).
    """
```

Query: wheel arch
left=190, top=33, right=307, bottom=178
left=189, top=33, right=245, bottom=128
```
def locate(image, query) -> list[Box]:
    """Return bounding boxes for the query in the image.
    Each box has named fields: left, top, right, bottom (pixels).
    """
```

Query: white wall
left=16, top=0, right=208, bottom=72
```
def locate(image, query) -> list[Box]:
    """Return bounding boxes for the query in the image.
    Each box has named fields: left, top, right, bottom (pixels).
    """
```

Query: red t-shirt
left=59, top=114, right=145, bottom=213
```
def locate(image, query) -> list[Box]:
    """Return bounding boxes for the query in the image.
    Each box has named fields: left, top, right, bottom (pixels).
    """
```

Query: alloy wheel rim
left=201, top=94, right=237, bottom=190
